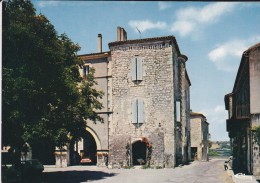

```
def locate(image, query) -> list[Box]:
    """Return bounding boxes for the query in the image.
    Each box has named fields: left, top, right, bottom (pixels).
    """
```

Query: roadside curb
left=226, top=164, right=258, bottom=183
left=226, top=164, right=235, bottom=183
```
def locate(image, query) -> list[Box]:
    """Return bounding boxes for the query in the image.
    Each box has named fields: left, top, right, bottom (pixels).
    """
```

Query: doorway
left=191, top=147, right=197, bottom=160
left=132, top=140, right=147, bottom=165
left=81, top=131, right=97, bottom=165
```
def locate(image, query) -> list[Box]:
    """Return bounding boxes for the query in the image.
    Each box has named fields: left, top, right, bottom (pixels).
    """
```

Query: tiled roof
left=78, top=51, right=110, bottom=60
left=190, top=112, right=206, bottom=118
left=108, top=35, right=181, bottom=55
left=109, top=36, right=175, bottom=46
left=232, top=42, right=260, bottom=93
left=244, top=42, right=260, bottom=53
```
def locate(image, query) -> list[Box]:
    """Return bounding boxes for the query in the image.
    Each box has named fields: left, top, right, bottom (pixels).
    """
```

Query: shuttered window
left=132, top=98, right=144, bottom=124
left=176, top=101, right=181, bottom=122
left=83, top=65, right=90, bottom=78
left=131, top=57, right=142, bottom=81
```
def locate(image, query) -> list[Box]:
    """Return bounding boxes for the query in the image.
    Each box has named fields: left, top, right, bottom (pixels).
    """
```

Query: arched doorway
left=132, top=140, right=147, bottom=165
left=81, top=131, right=97, bottom=165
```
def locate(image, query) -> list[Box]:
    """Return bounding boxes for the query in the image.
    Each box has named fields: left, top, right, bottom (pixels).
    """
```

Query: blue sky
left=32, top=1, right=260, bottom=141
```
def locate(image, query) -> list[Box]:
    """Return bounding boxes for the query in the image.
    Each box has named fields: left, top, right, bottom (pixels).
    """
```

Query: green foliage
left=208, top=149, right=219, bottom=156
left=2, top=0, right=103, bottom=155
left=253, top=126, right=260, bottom=147
left=141, top=165, right=150, bottom=169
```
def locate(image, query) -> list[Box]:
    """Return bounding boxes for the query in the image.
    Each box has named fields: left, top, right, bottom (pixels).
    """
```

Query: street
left=43, top=158, right=232, bottom=183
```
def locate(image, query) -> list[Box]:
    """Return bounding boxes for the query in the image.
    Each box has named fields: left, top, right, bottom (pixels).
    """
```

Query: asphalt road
left=43, top=159, right=232, bottom=183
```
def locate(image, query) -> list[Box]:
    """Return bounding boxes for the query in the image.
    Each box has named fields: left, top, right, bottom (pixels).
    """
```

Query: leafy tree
left=2, top=0, right=103, bottom=163
left=253, top=126, right=260, bottom=147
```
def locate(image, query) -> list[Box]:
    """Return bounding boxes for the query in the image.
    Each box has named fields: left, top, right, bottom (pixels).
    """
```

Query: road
left=43, top=159, right=232, bottom=183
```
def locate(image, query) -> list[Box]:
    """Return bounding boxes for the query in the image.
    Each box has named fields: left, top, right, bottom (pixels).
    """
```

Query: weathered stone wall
left=249, top=45, right=260, bottom=114
left=109, top=43, right=176, bottom=167
left=252, top=115, right=260, bottom=176
left=190, top=117, right=202, bottom=160
left=147, top=129, right=165, bottom=167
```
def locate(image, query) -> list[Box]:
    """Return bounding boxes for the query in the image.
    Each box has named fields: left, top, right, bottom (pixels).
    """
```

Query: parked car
left=80, top=156, right=93, bottom=164
left=2, top=165, right=22, bottom=183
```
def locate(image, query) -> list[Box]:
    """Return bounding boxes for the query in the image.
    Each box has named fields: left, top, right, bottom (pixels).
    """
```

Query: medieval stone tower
left=78, top=27, right=191, bottom=168
left=107, top=27, right=191, bottom=168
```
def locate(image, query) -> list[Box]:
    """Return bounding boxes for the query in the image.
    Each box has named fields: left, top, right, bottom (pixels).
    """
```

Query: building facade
left=78, top=27, right=191, bottom=168
left=225, top=42, right=260, bottom=176
left=190, top=112, right=209, bottom=161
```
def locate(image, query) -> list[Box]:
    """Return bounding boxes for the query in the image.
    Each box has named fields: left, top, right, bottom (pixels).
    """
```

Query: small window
left=132, top=98, right=144, bottom=124
left=176, top=101, right=181, bottom=122
left=83, top=65, right=90, bottom=78
left=131, top=57, right=142, bottom=81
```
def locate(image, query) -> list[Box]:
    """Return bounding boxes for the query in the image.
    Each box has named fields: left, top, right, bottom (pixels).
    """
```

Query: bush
left=208, top=149, right=219, bottom=156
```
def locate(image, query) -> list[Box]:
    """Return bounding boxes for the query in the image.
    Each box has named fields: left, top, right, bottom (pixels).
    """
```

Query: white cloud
left=129, top=20, right=167, bottom=33
left=208, top=36, right=260, bottom=72
left=158, top=2, right=172, bottom=11
left=171, top=2, right=239, bottom=37
left=171, top=20, right=195, bottom=37
left=38, top=1, right=59, bottom=8
left=200, top=105, right=227, bottom=125
left=37, top=1, right=98, bottom=8
left=199, top=105, right=229, bottom=141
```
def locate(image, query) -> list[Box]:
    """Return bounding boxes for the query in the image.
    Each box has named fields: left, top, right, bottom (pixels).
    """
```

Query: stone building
left=77, top=27, right=191, bottom=168
left=190, top=112, right=209, bottom=161
left=225, top=42, right=260, bottom=176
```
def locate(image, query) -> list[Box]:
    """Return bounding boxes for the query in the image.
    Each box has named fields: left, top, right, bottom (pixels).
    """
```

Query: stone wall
left=249, top=45, right=260, bottom=114
left=109, top=42, right=176, bottom=167
left=191, top=117, right=202, bottom=160
left=252, top=114, right=260, bottom=176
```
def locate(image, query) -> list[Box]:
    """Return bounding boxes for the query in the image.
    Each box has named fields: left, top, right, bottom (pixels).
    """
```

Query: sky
left=32, top=1, right=260, bottom=141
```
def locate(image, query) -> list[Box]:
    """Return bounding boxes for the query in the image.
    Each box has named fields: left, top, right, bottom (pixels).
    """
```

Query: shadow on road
left=43, top=170, right=117, bottom=183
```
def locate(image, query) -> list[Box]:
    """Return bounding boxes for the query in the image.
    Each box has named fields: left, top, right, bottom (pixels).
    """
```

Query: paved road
left=43, top=159, right=232, bottom=183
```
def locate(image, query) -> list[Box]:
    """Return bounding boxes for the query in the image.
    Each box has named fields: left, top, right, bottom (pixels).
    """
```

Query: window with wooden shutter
left=132, top=97, right=144, bottom=124
left=131, top=57, right=142, bottom=81
left=131, top=58, right=137, bottom=81
left=136, top=57, right=142, bottom=81
left=176, top=101, right=181, bottom=122
left=138, top=98, right=144, bottom=123
left=83, top=65, right=90, bottom=78
left=132, top=98, right=137, bottom=123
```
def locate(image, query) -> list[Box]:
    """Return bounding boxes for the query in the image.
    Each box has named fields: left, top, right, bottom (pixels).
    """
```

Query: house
left=224, top=42, right=260, bottom=176
left=76, top=27, right=192, bottom=168
left=190, top=111, right=209, bottom=161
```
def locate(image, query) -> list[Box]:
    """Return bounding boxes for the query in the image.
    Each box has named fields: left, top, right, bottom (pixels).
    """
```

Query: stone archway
left=81, top=130, right=97, bottom=165
left=73, top=127, right=102, bottom=165
left=132, top=140, right=147, bottom=165
left=85, top=127, right=101, bottom=150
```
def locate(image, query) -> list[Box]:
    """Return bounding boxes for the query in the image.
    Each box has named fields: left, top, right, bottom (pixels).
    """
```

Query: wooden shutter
left=138, top=98, right=144, bottom=123
left=131, top=58, right=137, bottom=81
left=137, top=58, right=142, bottom=81
left=132, top=98, right=137, bottom=123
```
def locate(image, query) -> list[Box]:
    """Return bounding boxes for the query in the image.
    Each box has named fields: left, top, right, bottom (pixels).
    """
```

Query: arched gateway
left=73, top=127, right=102, bottom=165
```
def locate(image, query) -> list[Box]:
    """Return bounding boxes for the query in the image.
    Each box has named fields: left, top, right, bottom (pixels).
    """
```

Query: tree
left=2, top=0, right=103, bottom=163
left=253, top=126, right=260, bottom=147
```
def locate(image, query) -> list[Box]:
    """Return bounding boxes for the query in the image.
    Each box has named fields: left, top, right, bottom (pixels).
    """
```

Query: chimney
left=117, top=26, right=127, bottom=41
left=98, top=33, right=102, bottom=53
left=117, top=27, right=121, bottom=41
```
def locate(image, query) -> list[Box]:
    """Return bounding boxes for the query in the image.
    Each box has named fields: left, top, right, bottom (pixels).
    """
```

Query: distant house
left=210, top=142, right=221, bottom=150
left=190, top=111, right=209, bottom=161
left=224, top=42, right=260, bottom=176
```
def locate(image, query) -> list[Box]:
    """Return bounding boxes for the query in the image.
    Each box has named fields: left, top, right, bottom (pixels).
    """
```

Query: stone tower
left=107, top=31, right=191, bottom=168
